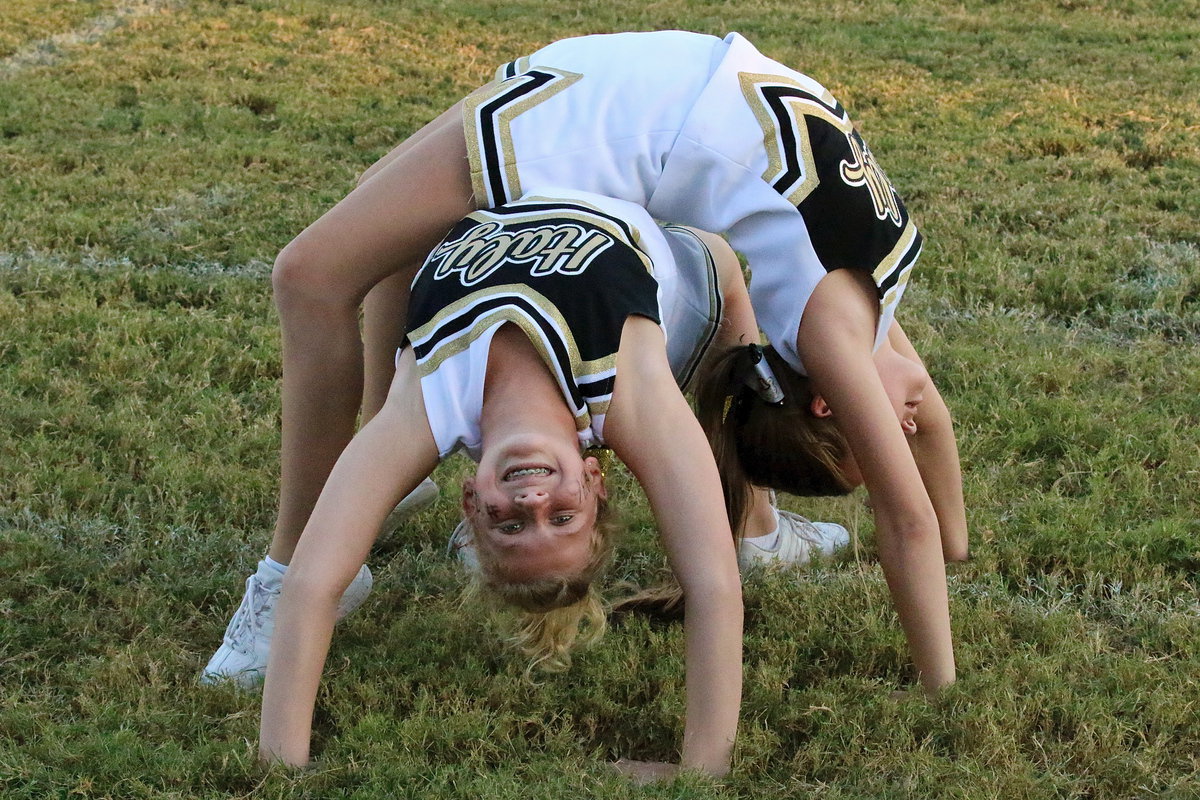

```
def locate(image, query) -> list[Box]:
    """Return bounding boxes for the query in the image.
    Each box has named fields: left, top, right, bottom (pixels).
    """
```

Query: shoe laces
left=222, top=574, right=279, bottom=653
left=777, top=510, right=823, bottom=548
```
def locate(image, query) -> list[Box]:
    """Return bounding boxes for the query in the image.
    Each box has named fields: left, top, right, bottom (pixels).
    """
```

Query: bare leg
left=362, top=271, right=416, bottom=422
left=740, top=489, right=778, bottom=539
left=267, top=103, right=474, bottom=564
left=356, top=101, right=463, bottom=187
left=357, top=103, right=466, bottom=422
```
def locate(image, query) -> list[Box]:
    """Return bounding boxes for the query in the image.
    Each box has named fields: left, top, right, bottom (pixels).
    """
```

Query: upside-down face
left=464, top=434, right=606, bottom=582
left=872, top=344, right=929, bottom=437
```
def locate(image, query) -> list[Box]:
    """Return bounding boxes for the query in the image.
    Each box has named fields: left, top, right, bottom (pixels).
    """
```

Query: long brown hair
left=695, top=344, right=854, bottom=538
left=613, top=346, right=855, bottom=620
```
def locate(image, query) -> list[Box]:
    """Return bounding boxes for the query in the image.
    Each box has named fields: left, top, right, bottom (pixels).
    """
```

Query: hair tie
left=736, top=344, right=785, bottom=405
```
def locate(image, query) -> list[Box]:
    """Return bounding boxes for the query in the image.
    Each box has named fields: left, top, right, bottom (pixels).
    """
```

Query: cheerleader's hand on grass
left=612, top=760, right=682, bottom=784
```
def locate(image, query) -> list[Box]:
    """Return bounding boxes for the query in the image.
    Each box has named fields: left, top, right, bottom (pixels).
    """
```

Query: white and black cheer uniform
left=463, top=30, right=921, bottom=374
left=404, top=189, right=722, bottom=459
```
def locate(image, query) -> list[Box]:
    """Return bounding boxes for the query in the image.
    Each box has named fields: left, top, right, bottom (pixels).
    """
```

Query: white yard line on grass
left=0, top=250, right=272, bottom=278
left=1, top=0, right=181, bottom=80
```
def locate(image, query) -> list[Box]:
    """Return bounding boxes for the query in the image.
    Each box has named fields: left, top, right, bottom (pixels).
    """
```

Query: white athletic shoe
left=381, top=478, right=440, bottom=537
left=394, top=477, right=440, bottom=516
left=446, top=518, right=480, bottom=573
left=737, top=509, right=850, bottom=571
left=199, top=559, right=373, bottom=689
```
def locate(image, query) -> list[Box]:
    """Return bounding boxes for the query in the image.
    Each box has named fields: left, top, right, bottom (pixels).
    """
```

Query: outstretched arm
left=605, top=316, right=744, bottom=778
left=259, top=349, right=440, bottom=766
left=799, top=270, right=955, bottom=692
left=887, top=322, right=969, bottom=562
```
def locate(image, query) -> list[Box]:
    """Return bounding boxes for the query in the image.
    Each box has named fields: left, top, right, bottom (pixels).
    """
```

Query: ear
left=810, top=395, right=833, bottom=419
left=583, top=456, right=608, bottom=501
left=461, top=477, right=478, bottom=516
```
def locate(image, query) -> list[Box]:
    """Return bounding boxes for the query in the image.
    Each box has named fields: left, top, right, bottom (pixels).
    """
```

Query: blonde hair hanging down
left=470, top=487, right=622, bottom=677
left=506, top=586, right=608, bottom=676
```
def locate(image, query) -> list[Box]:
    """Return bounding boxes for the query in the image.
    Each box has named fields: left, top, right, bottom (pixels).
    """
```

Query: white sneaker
left=199, top=559, right=373, bottom=689
left=394, top=477, right=439, bottom=516
left=381, top=478, right=440, bottom=535
left=446, top=518, right=480, bottom=573
left=379, top=482, right=441, bottom=537
left=737, top=509, right=849, bottom=571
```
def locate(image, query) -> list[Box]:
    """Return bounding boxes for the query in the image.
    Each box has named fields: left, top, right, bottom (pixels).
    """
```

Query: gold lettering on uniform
left=529, top=228, right=579, bottom=276
left=509, top=228, right=556, bottom=261
left=527, top=228, right=613, bottom=277
left=464, top=232, right=516, bottom=284
left=559, top=232, right=612, bottom=275
left=430, top=222, right=502, bottom=281
left=839, top=134, right=903, bottom=226
left=426, top=221, right=616, bottom=287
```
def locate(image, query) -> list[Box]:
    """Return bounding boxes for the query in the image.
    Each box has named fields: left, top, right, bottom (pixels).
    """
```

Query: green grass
left=2, top=0, right=1198, bottom=797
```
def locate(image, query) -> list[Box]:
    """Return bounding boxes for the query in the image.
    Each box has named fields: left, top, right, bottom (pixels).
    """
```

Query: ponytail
left=695, top=344, right=854, bottom=538
left=695, top=346, right=757, bottom=541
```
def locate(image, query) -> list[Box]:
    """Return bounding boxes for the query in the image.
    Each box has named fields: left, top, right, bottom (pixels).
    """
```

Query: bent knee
left=943, top=544, right=970, bottom=563
left=272, top=240, right=322, bottom=298
left=272, top=239, right=357, bottom=311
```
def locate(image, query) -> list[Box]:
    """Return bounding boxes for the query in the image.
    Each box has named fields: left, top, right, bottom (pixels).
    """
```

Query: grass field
left=2, top=1, right=1198, bottom=797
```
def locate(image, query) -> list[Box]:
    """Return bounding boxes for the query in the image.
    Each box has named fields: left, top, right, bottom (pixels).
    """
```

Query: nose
left=903, top=392, right=923, bottom=435
left=513, top=489, right=550, bottom=509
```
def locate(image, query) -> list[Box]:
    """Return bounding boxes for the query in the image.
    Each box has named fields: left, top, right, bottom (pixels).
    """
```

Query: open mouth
left=503, top=466, right=553, bottom=482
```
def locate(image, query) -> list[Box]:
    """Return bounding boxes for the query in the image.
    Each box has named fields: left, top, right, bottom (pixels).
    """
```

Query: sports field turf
left=2, top=1, right=1197, bottom=797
